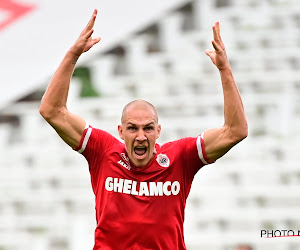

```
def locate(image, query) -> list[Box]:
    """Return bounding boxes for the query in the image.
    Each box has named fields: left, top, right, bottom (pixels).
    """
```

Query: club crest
left=156, top=154, right=170, bottom=168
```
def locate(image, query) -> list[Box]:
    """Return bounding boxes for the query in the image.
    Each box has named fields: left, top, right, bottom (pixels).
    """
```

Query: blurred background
left=1, top=0, right=300, bottom=249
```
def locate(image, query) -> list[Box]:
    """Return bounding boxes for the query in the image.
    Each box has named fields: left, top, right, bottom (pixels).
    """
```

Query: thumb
left=93, top=36, right=101, bottom=44
left=205, top=49, right=213, bottom=57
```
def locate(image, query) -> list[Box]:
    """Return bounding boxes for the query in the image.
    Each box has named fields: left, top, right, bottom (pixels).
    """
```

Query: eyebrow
left=144, top=122, right=155, bottom=127
left=127, top=122, right=155, bottom=127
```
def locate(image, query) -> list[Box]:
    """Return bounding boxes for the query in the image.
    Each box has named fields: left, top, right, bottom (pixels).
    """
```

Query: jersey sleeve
left=178, top=131, right=214, bottom=177
left=73, top=123, right=119, bottom=172
left=196, top=132, right=214, bottom=166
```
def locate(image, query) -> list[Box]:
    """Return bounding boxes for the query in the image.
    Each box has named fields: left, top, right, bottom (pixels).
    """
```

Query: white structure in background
left=0, top=0, right=188, bottom=109
left=1, top=0, right=300, bottom=249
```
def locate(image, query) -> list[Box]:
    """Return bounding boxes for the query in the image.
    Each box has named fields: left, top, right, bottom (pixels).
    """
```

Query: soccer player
left=40, top=9, right=248, bottom=250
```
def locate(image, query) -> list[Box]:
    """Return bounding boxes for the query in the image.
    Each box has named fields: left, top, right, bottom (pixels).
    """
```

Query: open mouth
left=134, top=146, right=148, bottom=157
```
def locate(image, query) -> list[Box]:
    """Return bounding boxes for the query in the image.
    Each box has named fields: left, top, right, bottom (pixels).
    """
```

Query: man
left=40, top=9, right=248, bottom=250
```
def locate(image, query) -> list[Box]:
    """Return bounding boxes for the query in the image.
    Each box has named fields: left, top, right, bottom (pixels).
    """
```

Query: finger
left=212, top=24, right=219, bottom=42
left=205, top=49, right=216, bottom=64
left=213, top=23, right=220, bottom=41
left=86, top=10, right=97, bottom=30
left=212, top=40, right=221, bottom=52
left=216, top=21, right=223, bottom=43
left=84, top=28, right=94, bottom=40
left=93, top=37, right=101, bottom=45
left=84, top=37, right=101, bottom=52
left=213, top=22, right=224, bottom=45
left=216, top=22, right=220, bottom=35
left=205, top=49, right=212, bottom=56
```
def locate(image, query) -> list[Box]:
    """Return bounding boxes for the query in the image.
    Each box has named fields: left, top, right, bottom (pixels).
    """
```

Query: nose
left=136, top=129, right=146, bottom=142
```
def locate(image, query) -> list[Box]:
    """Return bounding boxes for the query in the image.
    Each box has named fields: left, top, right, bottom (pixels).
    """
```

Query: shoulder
left=161, top=135, right=212, bottom=165
left=75, top=125, right=122, bottom=155
left=159, top=137, right=198, bottom=159
left=160, top=137, right=198, bottom=150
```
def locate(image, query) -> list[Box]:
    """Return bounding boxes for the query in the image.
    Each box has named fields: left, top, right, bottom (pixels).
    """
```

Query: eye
left=128, top=126, right=137, bottom=131
left=144, top=126, right=154, bottom=131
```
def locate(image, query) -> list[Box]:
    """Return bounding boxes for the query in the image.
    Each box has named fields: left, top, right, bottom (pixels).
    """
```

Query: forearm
left=39, top=10, right=99, bottom=148
left=202, top=22, right=247, bottom=162
left=220, top=66, right=248, bottom=140
left=40, top=50, right=79, bottom=118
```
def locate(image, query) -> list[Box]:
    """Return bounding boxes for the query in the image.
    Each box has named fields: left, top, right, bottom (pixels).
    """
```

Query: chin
left=133, top=157, right=148, bottom=168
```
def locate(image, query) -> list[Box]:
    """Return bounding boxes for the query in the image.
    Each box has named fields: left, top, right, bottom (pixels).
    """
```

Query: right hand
left=70, top=9, right=101, bottom=57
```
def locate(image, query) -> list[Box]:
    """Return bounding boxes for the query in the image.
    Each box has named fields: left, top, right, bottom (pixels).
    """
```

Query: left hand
left=205, top=22, right=230, bottom=71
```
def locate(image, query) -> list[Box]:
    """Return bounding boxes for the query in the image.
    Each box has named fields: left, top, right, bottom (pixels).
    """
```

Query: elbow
left=39, top=103, right=52, bottom=121
left=225, top=121, right=248, bottom=145
left=238, top=127, right=248, bottom=142
left=232, top=123, right=248, bottom=143
left=39, top=104, right=47, bottom=119
left=39, top=102, right=65, bottom=122
left=241, top=119, right=249, bottom=139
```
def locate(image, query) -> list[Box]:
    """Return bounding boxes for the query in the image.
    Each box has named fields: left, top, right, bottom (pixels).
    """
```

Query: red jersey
left=74, top=124, right=212, bottom=250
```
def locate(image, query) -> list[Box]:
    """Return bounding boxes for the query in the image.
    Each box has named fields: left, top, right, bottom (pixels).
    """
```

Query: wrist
left=218, top=64, right=232, bottom=73
left=68, top=43, right=85, bottom=57
left=67, top=48, right=82, bottom=65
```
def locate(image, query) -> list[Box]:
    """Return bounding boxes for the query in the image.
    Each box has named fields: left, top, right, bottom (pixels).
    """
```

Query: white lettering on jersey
left=105, top=177, right=113, bottom=191
left=120, top=153, right=129, bottom=162
left=149, top=182, right=163, bottom=196
left=118, top=160, right=131, bottom=170
left=163, top=181, right=171, bottom=196
left=113, top=178, right=124, bottom=192
left=105, top=177, right=180, bottom=196
left=123, top=179, right=132, bottom=194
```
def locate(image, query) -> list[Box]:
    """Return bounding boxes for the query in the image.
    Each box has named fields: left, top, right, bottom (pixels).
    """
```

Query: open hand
left=205, top=22, right=230, bottom=71
left=70, top=9, right=101, bottom=56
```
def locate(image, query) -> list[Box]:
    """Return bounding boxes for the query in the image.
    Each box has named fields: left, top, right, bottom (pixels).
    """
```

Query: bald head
left=121, top=100, right=158, bottom=124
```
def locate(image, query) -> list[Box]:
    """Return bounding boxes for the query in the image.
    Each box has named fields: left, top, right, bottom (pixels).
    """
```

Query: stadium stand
left=1, top=0, right=300, bottom=249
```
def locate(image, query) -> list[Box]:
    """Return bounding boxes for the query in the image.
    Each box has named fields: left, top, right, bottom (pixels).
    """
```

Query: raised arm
left=39, top=9, right=101, bottom=148
left=203, top=22, right=248, bottom=162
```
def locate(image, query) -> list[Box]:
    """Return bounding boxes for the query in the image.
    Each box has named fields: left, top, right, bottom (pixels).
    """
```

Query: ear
left=118, top=125, right=124, bottom=140
left=156, top=124, right=161, bottom=139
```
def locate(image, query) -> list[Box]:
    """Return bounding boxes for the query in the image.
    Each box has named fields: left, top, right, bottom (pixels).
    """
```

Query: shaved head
left=118, top=100, right=161, bottom=167
left=121, top=100, right=158, bottom=124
